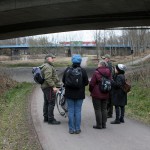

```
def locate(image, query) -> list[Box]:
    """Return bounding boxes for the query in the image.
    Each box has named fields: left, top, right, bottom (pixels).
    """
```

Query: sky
left=34, top=30, right=94, bottom=42
left=33, top=30, right=122, bottom=42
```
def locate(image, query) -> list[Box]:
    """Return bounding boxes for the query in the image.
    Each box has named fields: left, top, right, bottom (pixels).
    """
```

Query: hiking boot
left=110, top=120, right=120, bottom=124
left=75, top=130, right=81, bottom=134
left=93, top=125, right=102, bottom=129
left=102, top=124, right=106, bottom=129
left=120, top=118, right=125, bottom=123
left=69, top=130, right=74, bottom=134
left=48, top=119, right=61, bottom=125
left=102, top=126, right=106, bottom=129
left=43, top=117, right=48, bottom=122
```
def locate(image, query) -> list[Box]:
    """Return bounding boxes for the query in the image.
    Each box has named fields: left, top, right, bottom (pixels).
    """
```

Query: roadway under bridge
left=1, top=0, right=150, bottom=39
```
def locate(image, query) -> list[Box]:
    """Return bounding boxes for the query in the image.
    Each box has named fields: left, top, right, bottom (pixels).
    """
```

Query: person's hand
left=53, top=87, right=59, bottom=93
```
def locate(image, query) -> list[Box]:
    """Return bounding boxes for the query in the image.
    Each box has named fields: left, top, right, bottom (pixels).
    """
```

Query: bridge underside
left=0, top=0, right=150, bottom=40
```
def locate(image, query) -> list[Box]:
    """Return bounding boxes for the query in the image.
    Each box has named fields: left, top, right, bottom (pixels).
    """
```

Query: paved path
left=30, top=56, right=150, bottom=150
left=81, top=57, right=88, bottom=67
left=31, top=86, right=150, bottom=150
left=2, top=56, right=150, bottom=150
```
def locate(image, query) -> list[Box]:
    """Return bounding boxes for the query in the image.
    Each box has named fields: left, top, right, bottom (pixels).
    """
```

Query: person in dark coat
left=89, top=60, right=111, bottom=129
left=111, top=64, right=127, bottom=124
left=62, top=54, right=89, bottom=134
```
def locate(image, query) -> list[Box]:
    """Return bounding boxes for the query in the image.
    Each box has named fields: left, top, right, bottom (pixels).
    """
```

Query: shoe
left=69, top=130, right=74, bottom=134
left=102, top=124, right=106, bottom=129
left=75, top=130, right=81, bottom=134
left=110, top=120, right=120, bottom=124
left=43, top=118, right=48, bottom=122
left=120, top=118, right=125, bottom=123
left=93, top=125, right=102, bottom=129
left=48, top=119, right=61, bottom=125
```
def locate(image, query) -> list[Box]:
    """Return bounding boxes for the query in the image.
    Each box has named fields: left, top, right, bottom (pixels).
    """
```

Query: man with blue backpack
left=40, top=54, right=62, bottom=125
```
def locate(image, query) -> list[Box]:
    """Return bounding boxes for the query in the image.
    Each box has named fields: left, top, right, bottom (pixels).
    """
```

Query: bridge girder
left=0, top=0, right=150, bottom=39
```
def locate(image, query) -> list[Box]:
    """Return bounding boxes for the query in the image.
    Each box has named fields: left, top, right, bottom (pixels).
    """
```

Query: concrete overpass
left=1, top=0, right=150, bottom=40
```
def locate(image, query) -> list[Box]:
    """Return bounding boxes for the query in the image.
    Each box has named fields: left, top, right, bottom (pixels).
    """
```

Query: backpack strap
left=39, top=64, right=46, bottom=69
left=96, top=69, right=108, bottom=78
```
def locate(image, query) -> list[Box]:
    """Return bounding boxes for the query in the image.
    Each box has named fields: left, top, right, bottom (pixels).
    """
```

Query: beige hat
left=45, top=53, right=56, bottom=59
left=101, top=54, right=111, bottom=59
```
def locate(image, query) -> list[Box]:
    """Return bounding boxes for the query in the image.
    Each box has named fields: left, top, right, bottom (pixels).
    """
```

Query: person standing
left=102, top=54, right=114, bottom=118
left=41, top=54, right=62, bottom=125
left=111, top=64, right=127, bottom=124
left=89, top=60, right=111, bottom=129
left=62, top=54, right=89, bottom=134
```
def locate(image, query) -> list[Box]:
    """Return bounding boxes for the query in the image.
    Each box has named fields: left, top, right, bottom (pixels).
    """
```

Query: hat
left=116, top=64, right=127, bottom=73
left=101, top=54, right=111, bottom=59
left=45, top=54, right=56, bottom=59
left=71, top=54, right=82, bottom=64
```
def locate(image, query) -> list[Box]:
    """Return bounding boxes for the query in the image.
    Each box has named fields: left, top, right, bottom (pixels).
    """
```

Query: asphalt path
left=31, top=86, right=150, bottom=150
left=2, top=56, right=150, bottom=150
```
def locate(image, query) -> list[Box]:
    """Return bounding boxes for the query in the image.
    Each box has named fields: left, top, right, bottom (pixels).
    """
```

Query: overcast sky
left=33, top=30, right=122, bottom=42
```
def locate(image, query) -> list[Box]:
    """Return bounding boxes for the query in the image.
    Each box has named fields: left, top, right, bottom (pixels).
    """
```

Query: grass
left=2, top=61, right=72, bottom=68
left=0, top=51, right=149, bottom=68
left=126, top=82, right=150, bottom=125
left=0, top=82, right=42, bottom=150
left=0, top=57, right=72, bottom=68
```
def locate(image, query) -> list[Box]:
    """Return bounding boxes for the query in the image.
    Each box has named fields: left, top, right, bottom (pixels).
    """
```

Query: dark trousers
left=42, top=87, right=56, bottom=121
left=107, top=97, right=113, bottom=116
left=92, top=99, right=107, bottom=128
left=115, top=106, right=125, bottom=120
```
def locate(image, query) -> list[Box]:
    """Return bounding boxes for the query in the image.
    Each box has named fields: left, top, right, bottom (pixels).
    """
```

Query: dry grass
left=0, top=71, right=17, bottom=97
left=0, top=56, right=71, bottom=65
left=0, top=50, right=150, bottom=68
left=110, top=50, right=150, bottom=64
left=126, top=68, right=150, bottom=124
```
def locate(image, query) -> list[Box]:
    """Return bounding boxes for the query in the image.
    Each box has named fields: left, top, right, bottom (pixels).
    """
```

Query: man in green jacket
left=41, top=54, right=62, bottom=124
left=102, top=54, right=114, bottom=118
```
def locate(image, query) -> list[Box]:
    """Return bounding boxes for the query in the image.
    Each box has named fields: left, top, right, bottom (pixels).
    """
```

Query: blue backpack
left=32, top=66, right=44, bottom=84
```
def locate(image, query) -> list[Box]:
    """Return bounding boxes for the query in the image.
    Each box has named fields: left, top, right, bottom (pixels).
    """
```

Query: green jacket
left=40, top=60, right=61, bottom=89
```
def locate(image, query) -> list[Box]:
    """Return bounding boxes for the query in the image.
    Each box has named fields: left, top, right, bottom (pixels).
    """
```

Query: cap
left=45, top=54, right=56, bottom=59
left=101, top=54, right=111, bottom=59
left=71, top=54, right=82, bottom=64
left=116, top=64, right=127, bottom=73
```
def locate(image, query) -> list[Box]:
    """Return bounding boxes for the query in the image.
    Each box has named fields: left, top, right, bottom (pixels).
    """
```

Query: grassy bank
left=126, top=82, right=150, bottom=125
left=0, top=82, right=42, bottom=150
left=124, top=68, right=150, bottom=125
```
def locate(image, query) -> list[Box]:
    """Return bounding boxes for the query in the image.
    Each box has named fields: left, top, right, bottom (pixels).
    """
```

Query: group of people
left=40, top=53, right=127, bottom=134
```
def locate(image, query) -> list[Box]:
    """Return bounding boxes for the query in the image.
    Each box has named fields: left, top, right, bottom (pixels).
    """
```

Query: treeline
left=0, top=28, right=150, bottom=56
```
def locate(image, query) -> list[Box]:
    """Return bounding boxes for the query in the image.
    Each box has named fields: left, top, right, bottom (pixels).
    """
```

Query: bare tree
left=93, top=30, right=103, bottom=59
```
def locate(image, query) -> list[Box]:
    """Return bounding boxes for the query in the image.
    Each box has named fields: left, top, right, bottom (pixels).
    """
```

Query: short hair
left=98, top=60, right=108, bottom=67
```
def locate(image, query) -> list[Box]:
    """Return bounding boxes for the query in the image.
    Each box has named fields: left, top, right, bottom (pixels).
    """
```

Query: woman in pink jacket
left=89, top=60, right=111, bottom=129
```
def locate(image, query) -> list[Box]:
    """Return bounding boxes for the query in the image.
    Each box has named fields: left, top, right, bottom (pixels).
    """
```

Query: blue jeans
left=67, top=99, right=83, bottom=132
